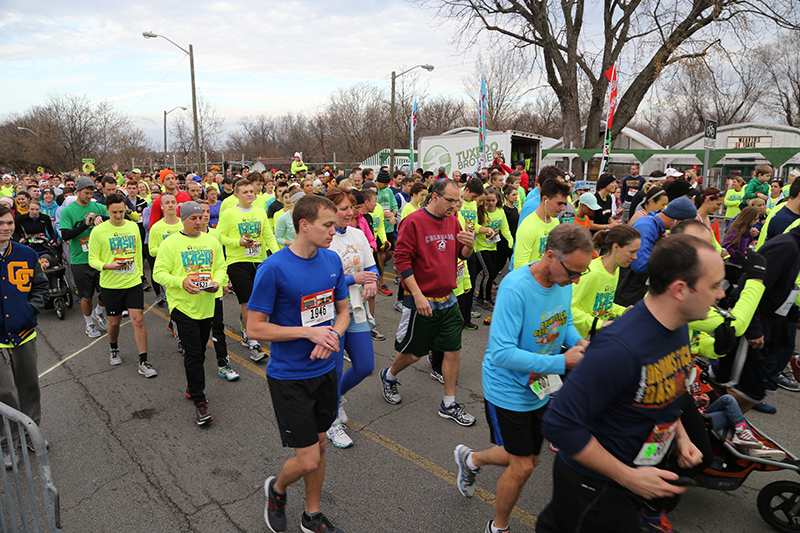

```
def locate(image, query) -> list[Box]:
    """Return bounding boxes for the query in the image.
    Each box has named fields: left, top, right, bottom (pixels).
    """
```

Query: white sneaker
left=86, top=323, right=101, bottom=338
left=326, top=419, right=353, bottom=448
left=138, top=361, right=157, bottom=378
left=91, top=309, right=108, bottom=330
left=109, top=348, right=122, bottom=366
left=249, top=340, right=267, bottom=362
left=338, top=397, right=348, bottom=424
left=749, top=446, right=786, bottom=461
left=732, top=425, right=761, bottom=449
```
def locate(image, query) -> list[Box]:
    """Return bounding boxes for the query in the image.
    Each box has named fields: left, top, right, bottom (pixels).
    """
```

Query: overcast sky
left=1, top=0, right=491, bottom=144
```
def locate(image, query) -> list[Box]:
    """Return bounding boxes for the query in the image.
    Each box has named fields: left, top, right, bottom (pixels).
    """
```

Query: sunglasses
left=560, top=260, right=589, bottom=280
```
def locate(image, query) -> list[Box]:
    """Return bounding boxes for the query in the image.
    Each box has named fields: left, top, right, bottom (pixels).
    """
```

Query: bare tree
left=462, top=50, right=536, bottom=129
left=428, top=0, right=798, bottom=149
left=759, top=35, right=800, bottom=127
left=170, top=95, right=224, bottom=162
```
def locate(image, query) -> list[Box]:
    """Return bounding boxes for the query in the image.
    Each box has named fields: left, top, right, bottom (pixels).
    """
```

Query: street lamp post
left=16, top=126, right=39, bottom=137
left=143, top=31, right=202, bottom=175
left=389, top=64, right=434, bottom=174
left=163, top=106, right=187, bottom=167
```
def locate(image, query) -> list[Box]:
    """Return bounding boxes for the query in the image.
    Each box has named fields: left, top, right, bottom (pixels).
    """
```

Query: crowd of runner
left=1, top=154, right=799, bottom=532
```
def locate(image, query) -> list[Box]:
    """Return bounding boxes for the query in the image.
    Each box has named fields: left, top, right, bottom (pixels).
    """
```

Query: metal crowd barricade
left=0, top=402, right=61, bottom=532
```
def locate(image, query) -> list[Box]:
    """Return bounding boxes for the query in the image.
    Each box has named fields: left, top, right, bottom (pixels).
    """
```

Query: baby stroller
left=689, top=340, right=800, bottom=533
left=25, top=235, right=74, bottom=320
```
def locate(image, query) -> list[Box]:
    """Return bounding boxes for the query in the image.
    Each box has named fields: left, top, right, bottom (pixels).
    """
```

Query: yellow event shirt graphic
left=533, top=309, right=568, bottom=348
left=633, top=345, right=692, bottom=408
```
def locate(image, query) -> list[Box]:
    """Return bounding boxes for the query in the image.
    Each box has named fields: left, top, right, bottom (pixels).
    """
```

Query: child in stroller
left=34, top=247, right=72, bottom=319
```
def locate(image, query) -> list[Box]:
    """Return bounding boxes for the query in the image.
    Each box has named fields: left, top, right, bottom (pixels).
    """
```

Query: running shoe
left=371, top=328, right=386, bottom=341
left=142, top=281, right=152, bottom=292
left=248, top=341, right=267, bottom=362
left=481, top=301, right=494, bottom=311
left=426, top=352, right=433, bottom=368
left=393, top=300, right=404, bottom=313
left=378, top=284, right=393, bottom=296
left=484, top=520, right=509, bottom=533
left=791, top=353, right=800, bottom=383
left=138, top=361, right=157, bottom=378
left=156, top=293, right=166, bottom=307
left=549, top=443, right=559, bottom=453
left=86, top=323, right=101, bottom=338
left=177, top=341, right=185, bottom=356
left=463, top=322, right=478, bottom=331
left=264, top=476, right=287, bottom=533
left=326, top=419, right=353, bottom=448
left=3, top=451, right=19, bottom=471
left=239, top=316, right=248, bottom=345
left=777, top=373, right=800, bottom=392
left=430, top=370, right=445, bottom=384
left=300, top=512, right=343, bottom=533
left=749, top=445, right=786, bottom=461
left=471, top=308, right=481, bottom=319
left=91, top=309, right=108, bottom=330
left=195, top=401, right=213, bottom=425
left=732, top=425, right=762, bottom=449
left=379, top=368, right=401, bottom=404
left=338, top=397, right=348, bottom=424
left=454, top=444, right=479, bottom=497
left=484, top=317, right=492, bottom=326
left=752, top=401, right=777, bottom=414
left=185, top=387, right=192, bottom=400
left=639, top=508, right=676, bottom=533
left=109, top=348, right=122, bottom=366
left=439, top=402, right=476, bottom=426
left=167, top=322, right=178, bottom=339
left=218, top=365, right=240, bottom=381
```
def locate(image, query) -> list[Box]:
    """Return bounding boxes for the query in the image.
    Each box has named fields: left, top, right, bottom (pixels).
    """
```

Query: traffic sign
left=82, top=158, right=95, bottom=164
left=82, top=162, right=95, bottom=174
left=36, top=166, right=43, bottom=173
left=704, top=119, right=718, bottom=149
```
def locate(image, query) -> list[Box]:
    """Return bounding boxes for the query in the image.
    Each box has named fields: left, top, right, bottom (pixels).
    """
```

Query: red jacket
left=148, top=190, right=192, bottom=229
left=394, top=208, right=461, bottom=298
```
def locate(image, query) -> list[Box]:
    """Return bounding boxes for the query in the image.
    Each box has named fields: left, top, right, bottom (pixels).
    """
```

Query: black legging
left=475, top=250, right=498, bottom=304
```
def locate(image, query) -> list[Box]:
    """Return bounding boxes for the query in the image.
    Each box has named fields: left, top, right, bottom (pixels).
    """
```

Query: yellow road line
left=48, top=297, right=538, bottom=528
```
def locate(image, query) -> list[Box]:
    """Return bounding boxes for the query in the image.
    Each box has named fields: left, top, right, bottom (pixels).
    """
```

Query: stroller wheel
left=758, top=480, right=800, bottom=532
left=65, top=289, right=74, bottom=309
left=55, top=299, right=66, bottom=320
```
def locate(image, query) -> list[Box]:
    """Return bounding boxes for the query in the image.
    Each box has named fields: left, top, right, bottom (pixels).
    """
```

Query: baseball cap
left=578, top=192, right=601, bottom=211
left=665, top=168, right=684, bottom=179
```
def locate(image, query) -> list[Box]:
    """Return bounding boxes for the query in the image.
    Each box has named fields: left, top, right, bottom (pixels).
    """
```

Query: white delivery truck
left=417, top=127, right=543, bottom=177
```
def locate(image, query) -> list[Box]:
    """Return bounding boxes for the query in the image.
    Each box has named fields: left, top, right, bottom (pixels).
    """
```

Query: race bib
left=633, top=420, right=678, bottom=466
left=528, top=373, right=563, bottom=400
left=245, top=242, right=262, bottom=257
left=81, top=237, right=90, bottom=253
left=456, top=260, right=466, bottom=282
left=775, top=285, right=799, bottom=317
left=487, top=232, right=501, bottom=245
left=188, top=272, right=212, bottom=290
left=301, top=288, right=334, bottom=327
left=113, top=257, right=135, bottom=275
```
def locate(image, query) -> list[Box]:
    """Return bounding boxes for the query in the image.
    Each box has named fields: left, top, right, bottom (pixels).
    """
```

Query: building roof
left=673, top=122, right=800, bottom=149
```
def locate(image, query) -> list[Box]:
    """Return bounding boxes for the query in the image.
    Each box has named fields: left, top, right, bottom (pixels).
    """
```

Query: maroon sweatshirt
left=394, top=208, right=461, bottom=298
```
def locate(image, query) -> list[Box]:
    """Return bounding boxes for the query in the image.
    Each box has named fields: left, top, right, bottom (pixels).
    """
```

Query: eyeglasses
left=440, top=195, right=462, bottom=204
left=560, top=260, right=589, bottom=280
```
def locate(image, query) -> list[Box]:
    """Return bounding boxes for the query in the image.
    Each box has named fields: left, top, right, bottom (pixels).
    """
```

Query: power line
left=124, top=55, right=188, bottom=115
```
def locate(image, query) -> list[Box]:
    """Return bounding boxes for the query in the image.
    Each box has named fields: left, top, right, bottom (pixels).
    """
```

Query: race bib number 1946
left=301, top=289, right=335, bottom=327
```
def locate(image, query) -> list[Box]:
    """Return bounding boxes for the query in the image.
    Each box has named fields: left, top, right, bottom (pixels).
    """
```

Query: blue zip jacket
left=0, top=242, right=49, bottom=346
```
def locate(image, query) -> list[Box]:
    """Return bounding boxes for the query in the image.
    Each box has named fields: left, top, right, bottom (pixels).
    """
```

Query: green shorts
left=394, top=302, right=462, bottom=357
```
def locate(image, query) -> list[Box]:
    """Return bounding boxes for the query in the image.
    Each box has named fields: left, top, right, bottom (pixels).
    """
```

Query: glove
left=713, top=316, right=736, bottom=355
left=735, top=250, right=767, bottom=281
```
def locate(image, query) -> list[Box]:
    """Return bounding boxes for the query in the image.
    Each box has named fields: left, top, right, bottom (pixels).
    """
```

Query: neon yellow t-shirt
left=219, top=194, right=239, bottom=214
left=475, top=208, right=513, bottom=252
left=570, top=256, right=626, bottom=337
left=513, top=212, right=559, bottom=269
left=253, top=192, right=270, bottom=212
left=0, top=186, right=14, bottom=198
left=88, top=220, right=143, bottom=289
left=724, top=189, right=744, bottom=218
left=460, top=200, right=478, bottom=228
left=455, top=213, right=471, bottom=296
left=400, top=202, right=419, bottom=220
left=217, top=205, right=279, bottom=265
left=148, top=218, right=182, bottom=257
left=153, top=232, right=226, bottom=320
left=370, top=205, right=387, bottom=244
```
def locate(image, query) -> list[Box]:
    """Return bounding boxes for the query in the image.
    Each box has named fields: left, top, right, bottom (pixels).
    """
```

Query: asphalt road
left=23, top=269, right=800, bottom=532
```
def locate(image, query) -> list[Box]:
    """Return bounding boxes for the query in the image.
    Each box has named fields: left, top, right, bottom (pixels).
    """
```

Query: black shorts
left=101, top=284, right=144, bottom=316
left=227, top=261, right=257, bottom=304
left=385, top=231, right=397, bottom=252
left=72, top=263, right=101, bottom=299
left=267, top=368, right=338, bottom=448
left=484, top=399, right=546, bottom=457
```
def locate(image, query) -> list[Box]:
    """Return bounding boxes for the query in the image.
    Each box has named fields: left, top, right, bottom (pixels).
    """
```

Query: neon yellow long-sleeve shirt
left=217, top=205, right=279, bottom=265
left=570, top=256, right=627, bottom=338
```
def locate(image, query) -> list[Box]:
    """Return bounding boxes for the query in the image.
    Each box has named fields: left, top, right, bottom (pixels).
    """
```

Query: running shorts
left=484, top=399, right=546, bottom=457
left=394, top=302, right=462, bottom=357
left=267, top=368, right=338, bottom=448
